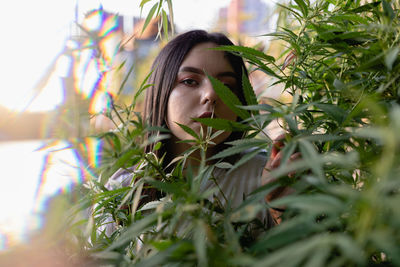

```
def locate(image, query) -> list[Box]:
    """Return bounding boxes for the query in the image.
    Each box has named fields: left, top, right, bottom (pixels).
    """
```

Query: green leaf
left=384, top=47, right=399, bottom=71
left=153, top=141, right=162, bottom=151
left=238, top=103, right=275, bottom=112
left=335, top=234, right=366, bottom=265
left=314, top=103, right=348, bottom=124
left=113, top=149, right=140, bottom=173
left=193, top=118, right=251, bottom=132
left=294, top=0, right=308, bottom=17
left=242, top=72, right=258, bottom=109
left=175, top=122, right=199, bottom=139
left=135, top=69, right=154, bottom=104
left=330, top=14, right=369, bottom=24
left=213, top=45, right=275, bottom=63
left=166, top=0, right=174, bottom=35
left=139, top=0, right=152, bottom=8
left=141, top=3, right=158, bottom=35
left=382, top=0, right=395, bottom=21
left=102, top=132, right=121, bottom=153
left=271, top=194, right=343, bottom=215
left=151, top=240, right=174, bottom=251
left=161, top=9, right=169, bottom=40
left=257, top=65, right=280, bottom=79
left=208, top=75, right=250, bottom=120
left=194, top=220, right=208, bottom=267
left=349, top=1, right=380, bottom=13
left=298, top=139, right=324, bottom=179
left=147, top=179, right=185, bottom=195
left=209, top=138, right=266, bottom=160
left=106, top=214, right=158, bottom=250
left=116, top=62, right=134, bottom=96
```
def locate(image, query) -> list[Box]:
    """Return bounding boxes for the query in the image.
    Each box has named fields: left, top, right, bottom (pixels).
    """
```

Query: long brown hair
left=143, top=30, right=248, bottom=163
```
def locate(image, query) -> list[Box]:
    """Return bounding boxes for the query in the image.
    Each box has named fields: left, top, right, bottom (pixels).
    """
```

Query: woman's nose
left=201, top=80, right=218, bottom=105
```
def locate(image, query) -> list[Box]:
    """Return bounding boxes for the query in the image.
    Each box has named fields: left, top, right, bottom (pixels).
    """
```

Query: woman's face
left=166, top=42, right=238, bottom=145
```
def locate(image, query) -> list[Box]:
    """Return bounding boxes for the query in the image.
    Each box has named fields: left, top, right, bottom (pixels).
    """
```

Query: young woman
left=106, top=30, right=294, bottom=232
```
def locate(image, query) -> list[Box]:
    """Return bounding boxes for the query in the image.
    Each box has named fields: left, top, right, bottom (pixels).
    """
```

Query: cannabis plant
left=62, top=0, right=400, bottom=266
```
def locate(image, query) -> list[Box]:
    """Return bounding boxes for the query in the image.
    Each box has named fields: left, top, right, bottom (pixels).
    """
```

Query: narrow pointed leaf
left=141, top=3, right=158, bottom=35
left=213, top=45, right=275, bottom=63
left=194, top=117, right=251, bottom=132
left=175, top=122, right=199, bottom=139
left=242, top=72, right=258, bottom=109
left=208, top=75, right=250, bottom=120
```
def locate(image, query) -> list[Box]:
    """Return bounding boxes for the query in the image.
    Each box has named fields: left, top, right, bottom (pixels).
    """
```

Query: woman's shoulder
left=213, top=149, right=268, bottom=187
left=105, top=166, right=136, bottom=190
left=234, top=149, right=268, bottom=174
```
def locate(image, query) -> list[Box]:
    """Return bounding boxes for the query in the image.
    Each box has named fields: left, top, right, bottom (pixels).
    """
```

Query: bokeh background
left=1, top=0, right=288, bottom=251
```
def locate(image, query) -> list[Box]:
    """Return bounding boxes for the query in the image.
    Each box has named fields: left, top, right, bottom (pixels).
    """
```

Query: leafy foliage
left=60, top=0, right=400, bottom=266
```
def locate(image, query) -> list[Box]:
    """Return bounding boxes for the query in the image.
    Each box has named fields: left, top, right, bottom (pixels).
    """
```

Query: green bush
left=64, top=0, right=400, bottom=266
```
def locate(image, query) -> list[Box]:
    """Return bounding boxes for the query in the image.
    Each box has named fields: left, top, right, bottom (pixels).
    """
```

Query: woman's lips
left=198, top=112, right=213, bottom=118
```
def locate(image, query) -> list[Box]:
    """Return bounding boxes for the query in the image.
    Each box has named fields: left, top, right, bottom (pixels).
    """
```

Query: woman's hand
left=262, top=133, right=301, bottom=224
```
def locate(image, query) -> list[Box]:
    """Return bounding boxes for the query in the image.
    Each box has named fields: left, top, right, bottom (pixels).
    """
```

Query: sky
left=1, top=0, right=275, bottom=112
left=0, top=0, right=237, bottom=112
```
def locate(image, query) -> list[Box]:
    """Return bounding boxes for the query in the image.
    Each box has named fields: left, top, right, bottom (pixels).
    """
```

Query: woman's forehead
left=179, top=42, right=235, bottom=76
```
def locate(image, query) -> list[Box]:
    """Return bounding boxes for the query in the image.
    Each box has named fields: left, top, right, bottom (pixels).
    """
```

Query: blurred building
left=218, top=0, right=271, bottom=36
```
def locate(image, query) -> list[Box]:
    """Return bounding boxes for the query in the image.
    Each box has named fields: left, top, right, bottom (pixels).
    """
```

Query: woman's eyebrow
left=178, top=66, right=237, bottom=79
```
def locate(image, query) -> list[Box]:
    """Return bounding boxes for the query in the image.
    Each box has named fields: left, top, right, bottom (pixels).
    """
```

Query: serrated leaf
left=349, top=1, right=380, bottom=13
left=147, top=179, right=184, bottom=195
left=208, top=75, right=250, bottom=120
left=242, top=72, right=258, bottom=109
left=175, top=122, right=199, bottom=139
left=238, top=103, right=275, bottom=112
left=113, top=150, right=140, bottom=172
left=314, top=103, right=348, bottom=124
left=210, top=139, right=266, bottom=160
left=257, top=65, right=280, bottom=79
left=294, top=0, right=308, bottom=17
left=193, top=117, right=251, bottom=132
left=213, top=45, right=275, bottom=63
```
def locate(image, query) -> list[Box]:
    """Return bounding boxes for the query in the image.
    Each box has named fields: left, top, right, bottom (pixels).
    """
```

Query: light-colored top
left=102, top=152, right=274, bottom=235
left=200, top=153, right=274, bottom=228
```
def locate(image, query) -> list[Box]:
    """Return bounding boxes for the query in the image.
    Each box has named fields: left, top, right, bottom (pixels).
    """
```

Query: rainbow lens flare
left=0, top=139, right=98, bottom=250
left=73, top=7, right=122, bottom=114
left=1, top=6, right=123, bottom=251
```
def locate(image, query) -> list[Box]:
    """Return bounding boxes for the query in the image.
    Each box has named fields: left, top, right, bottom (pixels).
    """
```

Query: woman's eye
left=181, top=79, right=198, bottom=86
